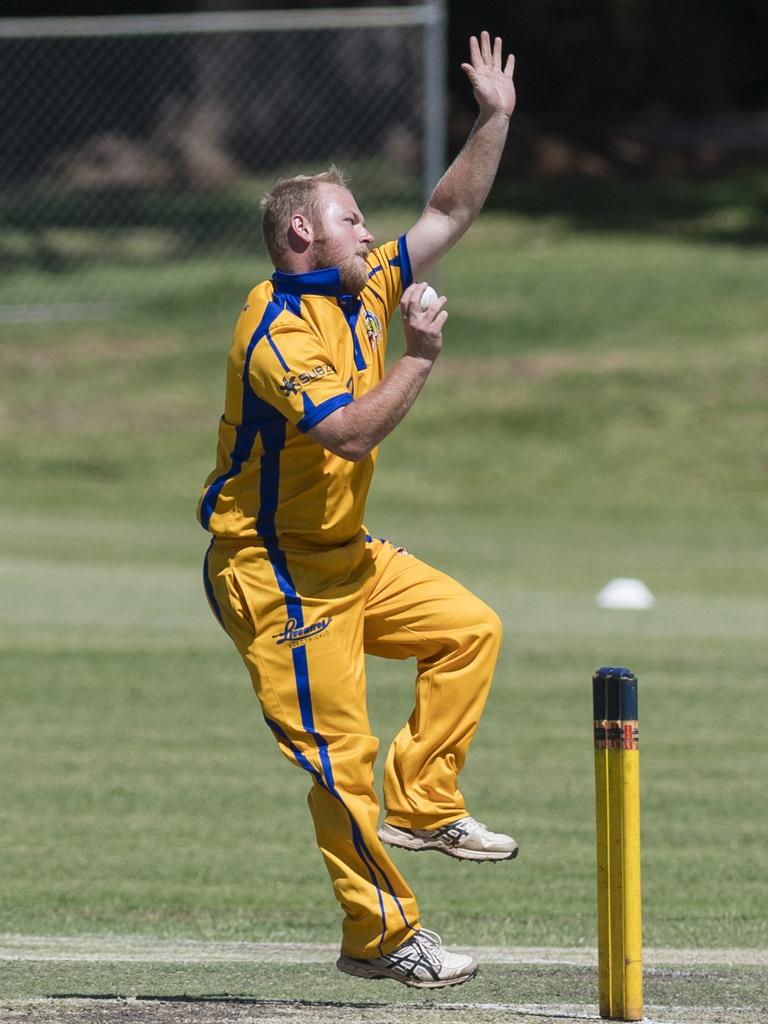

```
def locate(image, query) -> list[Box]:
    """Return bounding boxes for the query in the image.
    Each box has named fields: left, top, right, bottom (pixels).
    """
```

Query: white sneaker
left=336, top=928, right=478, bottom=988
left=378, top=815, right=519, bottom=862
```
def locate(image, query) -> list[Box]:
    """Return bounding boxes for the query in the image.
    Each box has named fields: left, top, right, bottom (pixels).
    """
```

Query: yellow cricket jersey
left=198, top=235, right=412, bottom=549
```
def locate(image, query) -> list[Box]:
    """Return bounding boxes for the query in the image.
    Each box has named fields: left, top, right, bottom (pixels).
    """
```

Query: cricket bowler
left=198, top=32, right=517, bottom=988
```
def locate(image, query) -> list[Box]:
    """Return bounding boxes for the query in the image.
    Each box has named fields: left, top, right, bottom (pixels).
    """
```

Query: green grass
left=1, top=179, right=767, bottom=980
left=3, top=960, right=766, bottom=1009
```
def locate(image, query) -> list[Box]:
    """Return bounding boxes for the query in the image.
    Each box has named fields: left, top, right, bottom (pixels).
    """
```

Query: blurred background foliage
left=5, top=1, right=768, bottom=161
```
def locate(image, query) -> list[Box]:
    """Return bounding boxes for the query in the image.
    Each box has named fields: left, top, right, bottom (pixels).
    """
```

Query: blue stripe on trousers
left=263, top=715, right=390, bottom=952
left=202, top=538, right=225, bottom=628
left=261, top=540, right=413, bottom=949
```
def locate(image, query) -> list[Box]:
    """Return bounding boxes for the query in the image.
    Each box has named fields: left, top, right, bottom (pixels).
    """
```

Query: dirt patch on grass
left=1, top=998, right=763, bottom=1024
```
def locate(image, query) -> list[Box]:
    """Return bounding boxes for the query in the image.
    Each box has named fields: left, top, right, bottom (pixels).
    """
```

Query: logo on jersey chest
left=363, top=309, right=382, bottom=350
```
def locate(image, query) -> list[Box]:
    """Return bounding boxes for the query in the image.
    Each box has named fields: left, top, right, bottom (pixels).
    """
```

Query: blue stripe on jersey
left=200, top=298, right=286, bottom=530
left=255, top=418, right=287, bottom=538
left=297, top=391, right=353, bottom=433
left=389, top=233, right=413, bottom=289
left=199, top=421, right=260, bottom=530
left=337, top=296, right=367, bottom=371
left=266, top=329, right=291, bottom=372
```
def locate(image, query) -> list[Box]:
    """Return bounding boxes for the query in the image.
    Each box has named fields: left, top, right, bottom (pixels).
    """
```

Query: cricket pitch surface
left=2, top=936, right=766, bottom=1024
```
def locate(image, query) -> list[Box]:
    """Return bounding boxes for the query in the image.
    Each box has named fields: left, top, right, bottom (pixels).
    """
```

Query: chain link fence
left=0, top=5, right=446, bottom=318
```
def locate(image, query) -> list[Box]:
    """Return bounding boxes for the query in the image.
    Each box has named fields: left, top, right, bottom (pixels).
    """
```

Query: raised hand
left=461, top=31, right=516, bottom=119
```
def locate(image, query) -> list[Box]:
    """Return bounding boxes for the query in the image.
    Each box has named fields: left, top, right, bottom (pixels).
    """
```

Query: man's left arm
left=406, top=31, right=516, bottom=279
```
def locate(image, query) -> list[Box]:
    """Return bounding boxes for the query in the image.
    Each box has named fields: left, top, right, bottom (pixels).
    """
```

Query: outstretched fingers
left=480, top=30, right=493, bottom=64
left=467, top=31, right=509, bottom=71
left=468, top=33, right=481, bottom=67
left=461, top=31, right=516, bottom=117
left=493, top=34, right=502, bottom=69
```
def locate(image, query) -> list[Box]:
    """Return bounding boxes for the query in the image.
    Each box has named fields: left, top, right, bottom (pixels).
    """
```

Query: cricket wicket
left=593, top=666, right=643, bottom=1021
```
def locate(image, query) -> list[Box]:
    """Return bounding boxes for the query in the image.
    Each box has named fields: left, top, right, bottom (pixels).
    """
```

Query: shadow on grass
left=2, top=174, right=767, bottom=277
left=488, top=174, right=768, bottom=246
left=47, top=995, right=594, bottom=1021
left=50, top=995, right=383, bottom=1006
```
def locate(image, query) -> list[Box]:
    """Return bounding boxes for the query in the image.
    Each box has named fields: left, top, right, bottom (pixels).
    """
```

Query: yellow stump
left=593, top=667, right=643, bottom=1021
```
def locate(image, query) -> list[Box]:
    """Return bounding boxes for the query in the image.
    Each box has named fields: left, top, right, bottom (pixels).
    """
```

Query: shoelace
left=409, top=929, right=443, bottom=973
left=433, top=818, right=475, bottom=846
left=416, top=927, right=442, bottom=949
left=382, top=928, right=443, bottom=978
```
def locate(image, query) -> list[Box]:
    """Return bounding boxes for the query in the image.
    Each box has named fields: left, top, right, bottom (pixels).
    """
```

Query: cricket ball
left=419, top=285, right=438, bottom=310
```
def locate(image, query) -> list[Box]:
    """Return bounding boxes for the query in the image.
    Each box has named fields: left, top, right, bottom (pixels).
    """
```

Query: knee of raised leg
left=467, top=602, right=503, bottom=651
left=485, top=607, right=504, bottom=647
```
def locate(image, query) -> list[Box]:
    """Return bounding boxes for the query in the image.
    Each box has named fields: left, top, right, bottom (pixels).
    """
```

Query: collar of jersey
left=272, top=266, right=353, bottom=299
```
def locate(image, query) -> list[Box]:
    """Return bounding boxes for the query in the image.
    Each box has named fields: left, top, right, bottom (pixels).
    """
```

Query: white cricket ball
left=419, top=284, right=438, bottom=310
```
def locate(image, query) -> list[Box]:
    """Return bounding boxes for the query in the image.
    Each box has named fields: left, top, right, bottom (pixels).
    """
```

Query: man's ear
left=288, top=212, right=313, bottom=248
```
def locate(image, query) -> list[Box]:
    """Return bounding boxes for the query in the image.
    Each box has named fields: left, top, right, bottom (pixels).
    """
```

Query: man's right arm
left=308, top=283, right=446, bottom=461
left=405, top=32, right=516, bottom=279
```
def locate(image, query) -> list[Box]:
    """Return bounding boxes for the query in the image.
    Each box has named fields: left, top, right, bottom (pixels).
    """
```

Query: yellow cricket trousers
left=203, top=531, right=502, bottom=959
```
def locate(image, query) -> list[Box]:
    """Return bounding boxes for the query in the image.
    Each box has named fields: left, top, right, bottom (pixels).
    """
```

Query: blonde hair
left=261, top=165, right=349, bottom=266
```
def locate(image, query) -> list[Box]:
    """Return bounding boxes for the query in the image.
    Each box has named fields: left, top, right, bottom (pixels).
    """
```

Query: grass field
left=1, top=177, right=767, bottom=1021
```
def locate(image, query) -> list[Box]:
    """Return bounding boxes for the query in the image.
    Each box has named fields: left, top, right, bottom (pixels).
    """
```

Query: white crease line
left=0, top=936, right=766, bottom=967
left=437, top=1006, right=600, bottom=1019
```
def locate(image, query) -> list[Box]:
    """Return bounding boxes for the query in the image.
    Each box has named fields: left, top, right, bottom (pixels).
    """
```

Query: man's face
left=310, top=184, right=374, bottom=295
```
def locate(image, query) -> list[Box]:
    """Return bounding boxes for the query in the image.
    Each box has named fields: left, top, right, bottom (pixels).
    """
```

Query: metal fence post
left=422, top=0, right=447, bottom=202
